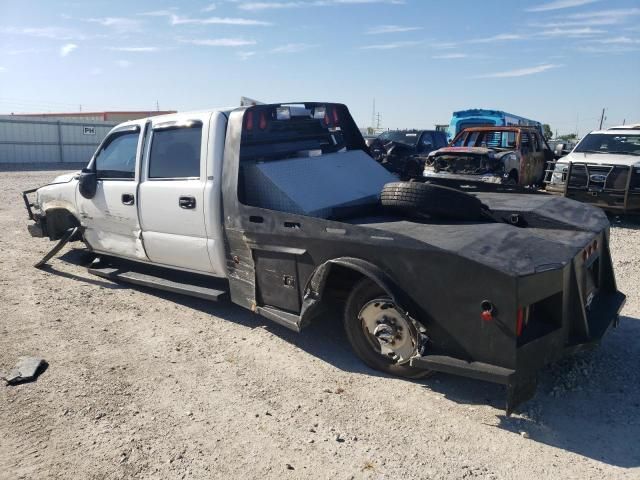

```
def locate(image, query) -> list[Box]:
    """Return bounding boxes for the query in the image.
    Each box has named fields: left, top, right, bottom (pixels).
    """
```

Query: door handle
left=121, top=193, right=135, bottom=205
left=179, top=196, right=196, bottom=209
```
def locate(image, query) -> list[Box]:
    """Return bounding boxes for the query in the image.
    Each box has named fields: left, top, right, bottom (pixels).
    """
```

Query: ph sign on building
left=83, top=126, right=96, bottom=135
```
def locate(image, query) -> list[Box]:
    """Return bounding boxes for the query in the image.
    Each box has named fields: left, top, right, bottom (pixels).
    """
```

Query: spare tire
left=380, top=182, right=490, bottom=221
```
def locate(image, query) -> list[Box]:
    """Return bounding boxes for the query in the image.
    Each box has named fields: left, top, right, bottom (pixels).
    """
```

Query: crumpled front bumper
left=23, top=188, right=46, bottom=237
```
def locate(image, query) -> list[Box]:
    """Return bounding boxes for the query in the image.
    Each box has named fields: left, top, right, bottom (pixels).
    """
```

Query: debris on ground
left=2, top=357, right=47, bottom=385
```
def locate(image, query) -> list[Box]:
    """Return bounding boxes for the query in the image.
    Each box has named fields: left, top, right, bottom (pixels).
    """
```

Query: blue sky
left=0, top=0, right=639, bottom=135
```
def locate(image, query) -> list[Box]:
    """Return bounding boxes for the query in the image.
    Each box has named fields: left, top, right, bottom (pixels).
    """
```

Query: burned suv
left=423, top=126, right=553, bottom=186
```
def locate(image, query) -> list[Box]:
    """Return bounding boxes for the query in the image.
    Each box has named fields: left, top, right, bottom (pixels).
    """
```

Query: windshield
left=453, top=130, right=517, bottom=149
left=378, top=131, right=420, bottom=146
left=574, top=133, right=640, bottom=156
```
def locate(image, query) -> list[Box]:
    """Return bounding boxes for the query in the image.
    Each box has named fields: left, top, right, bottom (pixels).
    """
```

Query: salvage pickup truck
left=424, top=126, right=553, bottom=186
left=23, top=102, right=626, bottom=413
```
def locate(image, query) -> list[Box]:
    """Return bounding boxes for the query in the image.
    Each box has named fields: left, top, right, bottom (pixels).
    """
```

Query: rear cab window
left=148, top=122, right=203, bottom=179
left=237, top=103, right=389, bottom=218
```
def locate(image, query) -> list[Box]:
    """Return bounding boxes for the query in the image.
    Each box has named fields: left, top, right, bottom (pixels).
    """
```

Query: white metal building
left=0, top=111, right=175, bottom=168
left=0, top=116, right=117, bottom=166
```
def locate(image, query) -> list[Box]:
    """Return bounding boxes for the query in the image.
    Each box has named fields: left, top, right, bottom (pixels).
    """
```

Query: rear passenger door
left=138, top=116, right=215, bottom=273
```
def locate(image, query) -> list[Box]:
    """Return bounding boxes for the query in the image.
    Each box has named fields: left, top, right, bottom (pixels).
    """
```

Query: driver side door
left=77, top=124, right=147, bottom=260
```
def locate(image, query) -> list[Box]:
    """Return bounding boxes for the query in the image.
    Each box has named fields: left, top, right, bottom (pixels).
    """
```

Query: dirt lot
left=1, top=170, right=639, bottom=480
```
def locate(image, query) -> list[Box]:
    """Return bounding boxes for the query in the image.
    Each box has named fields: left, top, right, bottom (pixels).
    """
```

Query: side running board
left=88, top=258, right=229, bottom=302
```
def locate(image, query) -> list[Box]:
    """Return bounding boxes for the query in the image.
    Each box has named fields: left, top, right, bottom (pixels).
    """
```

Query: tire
left=504, top=170, right=518, bottom=186
left=380, top=182, right=489, bottom=221
left=344, top=278, right=431, bottom=379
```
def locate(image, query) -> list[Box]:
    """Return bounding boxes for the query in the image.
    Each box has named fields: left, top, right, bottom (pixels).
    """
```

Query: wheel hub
left=359, top=299, right=418, bottom=364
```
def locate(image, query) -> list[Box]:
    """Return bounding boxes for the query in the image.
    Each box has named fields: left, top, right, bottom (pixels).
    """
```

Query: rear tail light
left=480, top=300, right=494, bottom=321
left=332, top=106, right=339, bottom=125
left=245, top=111, right=254, bottom=131
left=259, top=112, right=267, bottom=130
left=582, top=239, right=599, bottom=262
left=516, top=307, right=525, bottom=336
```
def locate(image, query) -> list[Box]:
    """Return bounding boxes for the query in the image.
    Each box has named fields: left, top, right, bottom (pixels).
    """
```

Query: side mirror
left=78, top=168, right=97, bottom=199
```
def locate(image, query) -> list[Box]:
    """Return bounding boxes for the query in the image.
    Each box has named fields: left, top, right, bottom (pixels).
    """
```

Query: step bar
left=88, top=258, right=229, bottom=302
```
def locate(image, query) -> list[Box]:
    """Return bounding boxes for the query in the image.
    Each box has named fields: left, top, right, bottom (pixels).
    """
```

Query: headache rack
left=545, top=160, right=640, bottom=212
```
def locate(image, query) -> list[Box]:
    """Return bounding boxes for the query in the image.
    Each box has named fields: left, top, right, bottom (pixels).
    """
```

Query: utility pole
left=156, top=100, right=160, bottom=112
left=599, top=108, right=606, bottom=130
left=371, top=98, right=376, bottom=132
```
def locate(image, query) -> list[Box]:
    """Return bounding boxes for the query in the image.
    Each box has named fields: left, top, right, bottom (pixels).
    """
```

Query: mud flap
left=34, top=227, right=79, bottom=268
left=506, top=375, right=538, bottom=416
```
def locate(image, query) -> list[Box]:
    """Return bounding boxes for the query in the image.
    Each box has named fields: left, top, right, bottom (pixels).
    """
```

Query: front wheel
left=344, top=278, right=431, bottom=379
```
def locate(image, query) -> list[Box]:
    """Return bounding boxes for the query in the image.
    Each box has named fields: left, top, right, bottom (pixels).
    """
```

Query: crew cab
left=23, top=103, right=625, bottom=413
left=423, top=126, right=553, bottom=186
left=545, top=127, right=640, bottom=212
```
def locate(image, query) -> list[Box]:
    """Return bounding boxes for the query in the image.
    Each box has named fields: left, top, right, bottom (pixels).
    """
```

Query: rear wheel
left=344, top=278, right=431, bottom=379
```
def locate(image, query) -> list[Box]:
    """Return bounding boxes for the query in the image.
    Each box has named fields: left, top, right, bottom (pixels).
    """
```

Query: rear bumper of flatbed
left=410, top=289, right=625, bottom=414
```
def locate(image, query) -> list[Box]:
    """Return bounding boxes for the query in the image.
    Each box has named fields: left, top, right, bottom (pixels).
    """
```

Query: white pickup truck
left=545, top=126, right=640, bottom=212
left=24, top=102, right=626, bottom=413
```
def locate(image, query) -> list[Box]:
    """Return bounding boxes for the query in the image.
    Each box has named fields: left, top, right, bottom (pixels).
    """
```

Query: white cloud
left=360, top=40, right=421, bottom=50
left=0, top=26, right=85, bottom=40
left=202, top=2, right=217, bottom=11
left=5, top=47, right=47, bottom=55
left=475, top=64, right=562, bottom=78
left=569, top=8, right=640, bottom=19
left=171, top=14, right=272, bottom=25
left=470, top=33, right=525, bottom=43
left=139, top=9, right=178, bottom=16
left=181, top=38, right=257, bottom=47
left=529, top=18, right=622, bottom=28
left=589, top=36, right=640, bottom=44
left=86, top=17, right=142, bottom=33
left=116, top=60, right=132, bottom=68
left=270, top=43, right=316, bottom=53
left=60, top=43, right=78, bottom=57
left=577, top=45, right=640, bottom=54
left=0, top=66, right=6, bottom=73
left=237, top=51, right=256, bottom=60
left=432, top=53, right=467, bottom=59
left=538, top=27, right=604, bottom=37
left=238, top=0, right=404, bottom=10
left=526, top=0, right=598, bottom=12
left=365, top=25, right=422, bottom=34
left=89, top=67, right=103, bottom=75
left=106, top=46, right=160, bottom=52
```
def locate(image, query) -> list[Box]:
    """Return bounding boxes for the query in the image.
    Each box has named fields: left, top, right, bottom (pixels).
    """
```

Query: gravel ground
left=1, top=170, right=639, bottom=480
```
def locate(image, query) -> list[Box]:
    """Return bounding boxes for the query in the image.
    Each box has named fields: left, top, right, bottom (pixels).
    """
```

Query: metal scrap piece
left=2, top=357, right=47, bottom=385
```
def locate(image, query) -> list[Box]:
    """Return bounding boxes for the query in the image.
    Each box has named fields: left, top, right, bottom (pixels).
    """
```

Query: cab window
left=149, top=124, right=202, bottom=179
left=95, top=131, right=139, bottom=180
